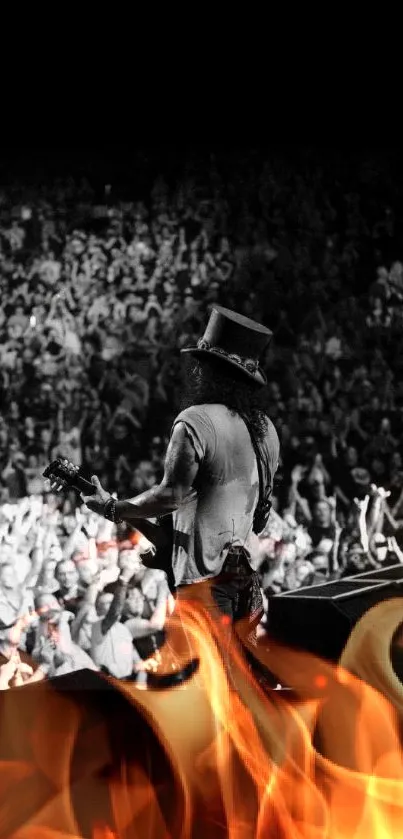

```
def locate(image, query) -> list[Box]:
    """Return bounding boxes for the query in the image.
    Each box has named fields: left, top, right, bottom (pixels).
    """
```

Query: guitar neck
left=71, top=474, right=97, bottom=495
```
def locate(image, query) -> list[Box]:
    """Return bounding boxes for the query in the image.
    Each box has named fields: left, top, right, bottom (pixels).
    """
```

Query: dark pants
left=174, top=549, right=264, bottom=688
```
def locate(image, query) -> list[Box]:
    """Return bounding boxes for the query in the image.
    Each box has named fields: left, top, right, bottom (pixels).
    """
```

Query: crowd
left=1, top=149, right=403, bottom=686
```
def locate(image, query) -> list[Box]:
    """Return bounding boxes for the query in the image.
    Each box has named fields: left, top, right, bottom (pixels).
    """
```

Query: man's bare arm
left=124, top=616, right=164, bottom=639
left=115, top=422, right=199, bottom=521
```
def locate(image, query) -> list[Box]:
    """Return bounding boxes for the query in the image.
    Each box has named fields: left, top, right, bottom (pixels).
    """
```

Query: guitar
left=42, top=459, right=201, bottom=690
left=43, top=461, right=277, bottom=693
left=43, top=458, right=175, bottom=587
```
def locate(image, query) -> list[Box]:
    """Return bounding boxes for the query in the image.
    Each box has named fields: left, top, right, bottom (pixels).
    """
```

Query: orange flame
left=128, top=531, right=142, bottom=546
left=1, top=594, right=403, bottom=837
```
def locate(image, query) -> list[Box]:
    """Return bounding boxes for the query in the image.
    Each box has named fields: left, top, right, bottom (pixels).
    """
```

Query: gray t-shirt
left=171, top=404, right=279, bottom=586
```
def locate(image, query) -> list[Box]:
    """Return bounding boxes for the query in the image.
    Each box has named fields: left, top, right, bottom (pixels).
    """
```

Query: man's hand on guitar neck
left=49, top=471, right=112, bottom=517
left=80, top=476, right=111, bottom=515
left=48, top=421, right=199, bottom=523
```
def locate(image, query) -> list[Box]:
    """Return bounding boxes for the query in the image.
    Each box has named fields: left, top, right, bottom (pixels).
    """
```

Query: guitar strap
left=239, top=414, right=272, bottom=535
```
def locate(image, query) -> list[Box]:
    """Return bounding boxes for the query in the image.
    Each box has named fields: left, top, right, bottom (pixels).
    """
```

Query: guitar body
left=130, top=514, right=175, bottom=593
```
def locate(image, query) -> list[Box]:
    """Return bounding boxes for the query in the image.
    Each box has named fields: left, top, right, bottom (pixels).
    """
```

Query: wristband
left=104, top=496, right=123, bottom=524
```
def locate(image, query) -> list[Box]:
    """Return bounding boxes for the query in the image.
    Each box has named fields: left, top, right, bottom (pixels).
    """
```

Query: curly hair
left=180, top=356, right=269, bottom=443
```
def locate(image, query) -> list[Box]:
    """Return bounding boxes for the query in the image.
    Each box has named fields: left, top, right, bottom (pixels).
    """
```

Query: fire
left=1, top=595, right=403, bottom=837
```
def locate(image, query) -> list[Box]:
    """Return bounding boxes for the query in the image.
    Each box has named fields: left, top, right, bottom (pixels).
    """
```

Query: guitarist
left=52, top=307, right=280, bottom=682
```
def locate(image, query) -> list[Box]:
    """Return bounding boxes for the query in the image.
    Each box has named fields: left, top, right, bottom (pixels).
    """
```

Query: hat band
left=197, top=339, right=260, bottom=375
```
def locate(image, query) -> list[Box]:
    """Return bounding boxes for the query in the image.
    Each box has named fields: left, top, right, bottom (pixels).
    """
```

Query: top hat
left=180, top=305, right=272, bottom=386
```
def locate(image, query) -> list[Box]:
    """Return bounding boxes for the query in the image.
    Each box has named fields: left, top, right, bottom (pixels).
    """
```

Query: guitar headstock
left=43, top=458, right=80, bottom=489
left=43, top=459, right=96, bottom=496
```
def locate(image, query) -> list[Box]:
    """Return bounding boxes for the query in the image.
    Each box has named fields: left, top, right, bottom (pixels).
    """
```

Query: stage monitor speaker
left=349, top=562, right=403, bottom=582
left=268, top=577, right=403, bottom=661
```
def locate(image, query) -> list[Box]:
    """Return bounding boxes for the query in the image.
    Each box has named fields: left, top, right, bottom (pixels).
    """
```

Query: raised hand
left=75, top=507, right=86, bottom=527
left=328, top=495, right=337, bottom=511
left=85, top=512, right=100, bottom=540
left=309, top=466, right=324, bottom=484
left=18, top=497, right=31, bottom=515
left=118, top=547, right=144, bottom=583
left=0, top=653, right=20, bottom=689
left=354, top=495, right=370, bottom=514
left=29, top=495, right=44, bottom=519
left=370, top=483, right=391, bottom=500
left=86, top=566, right=110, bottom=591
left=291, top=464, right=307, bottom=486
left=139, top=653, right=161, bottom=673
left=11, top=661, right=34, bottom=687
left=48, top=509, right=61, bottom=529
left=34, top=522, right=47, bottom=547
